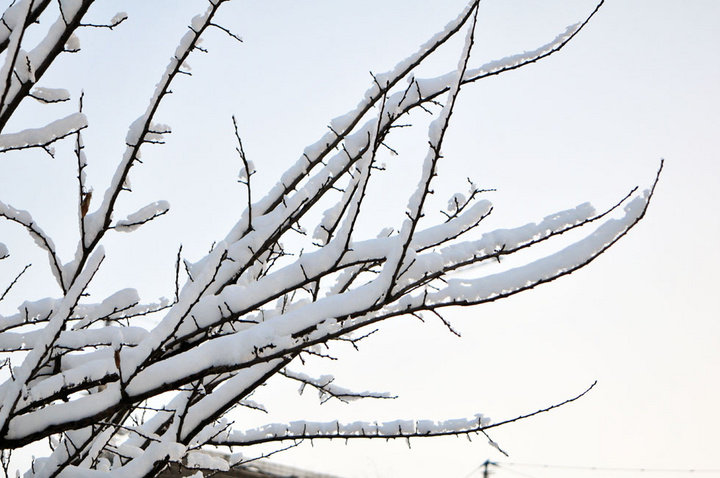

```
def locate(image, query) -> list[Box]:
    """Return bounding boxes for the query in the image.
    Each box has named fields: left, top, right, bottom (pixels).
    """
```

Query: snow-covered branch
left=281, top=369, right=395, bottom=404
left=78, top=1, right=228, bottom=280
left=0, top=112, right=87, bottom=156
left=0, top=0, right=660, bottom=476
left=0, top=0, right=94, bottom=132
left=113, top=201, right=170, bottom=232
left=0, top=199, right=66, bottom=291
left=212, top=380, right=596, bottom=447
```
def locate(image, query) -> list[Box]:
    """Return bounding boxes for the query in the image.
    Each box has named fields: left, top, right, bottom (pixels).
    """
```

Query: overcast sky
left=1, top=1, right=719, bottom=477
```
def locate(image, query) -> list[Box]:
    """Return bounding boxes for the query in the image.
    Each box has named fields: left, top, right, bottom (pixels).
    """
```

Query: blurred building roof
left=159, top=459, right=343, bottom=478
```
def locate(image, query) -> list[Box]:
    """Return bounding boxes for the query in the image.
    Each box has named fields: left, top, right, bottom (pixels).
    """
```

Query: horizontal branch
left=212, top=382, right=595, bottom=447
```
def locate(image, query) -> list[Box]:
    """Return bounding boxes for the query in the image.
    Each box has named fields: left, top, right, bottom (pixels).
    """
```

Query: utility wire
left=494, top=464, right=541, bottom=478
left=498, top=462, right=720, bottom=474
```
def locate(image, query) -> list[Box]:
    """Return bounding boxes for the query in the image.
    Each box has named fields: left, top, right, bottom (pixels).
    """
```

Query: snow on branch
left=0, top=199, right=66, bottom=291
left=0, top=247, right=104, bottom=436
left=120, top=180, right=657, bottom=401
left=81, top=0, right=228, bottom=277
left=469, top=1, right=606, bottom=84
left=0, top=1, right=659, bottom=475
left=214, top=381, right=595, bottom=447
left=0, top=0, right=32, bottom=118
left=0, top=0, right=94, bottom=132
left=0, top=323, right=147, bottom=353
left=0, top=1, right=51, bottom=55
left=114, top=200, right=170, bottom=232
left=29, top=86, right=70, bottom=103
left=281, top=369, right=395, bottom=404
left=79, top=11, right=128, bottom=30
left=0, top=112, right=87, bottom=156
left=222, top=414, right=491, bottom=445
left=383, top=5, right=479, bottom=299
left=238, top=0, right=482, bottom=230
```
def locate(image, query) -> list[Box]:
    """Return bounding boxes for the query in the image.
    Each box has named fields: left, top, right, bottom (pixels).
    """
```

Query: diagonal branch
left=0, top=0, right=94, bottom=133
left=385, top=5, right=479, bottom=298
left=0, top=247, right=104, bottom=438
left=0, top=0, right=51, bottom=54
left=77, top=0, right=230, bottom=281
left=0, top=200, right=66, bottom=292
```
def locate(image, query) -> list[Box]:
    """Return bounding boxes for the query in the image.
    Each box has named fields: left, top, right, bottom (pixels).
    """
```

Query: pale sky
left=0, top=1, right=718, bottom=477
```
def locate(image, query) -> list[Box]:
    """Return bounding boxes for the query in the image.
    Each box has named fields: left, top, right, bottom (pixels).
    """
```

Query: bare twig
left=0, top=263, right=30, bottom=302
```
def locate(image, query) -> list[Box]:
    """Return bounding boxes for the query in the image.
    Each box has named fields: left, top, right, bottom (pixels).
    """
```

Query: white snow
left=30, top=87, right=70, bottom=103
left=0, top=199, right=65, bottom=288
left=114, top=200, right=170, bottom=232
left=65, top=33, right=80, bottom=51
left=0, top=0, right=31, bottom=112
left=0, top=1, right=658, bottom=475
left=223, top=412, right=491, bottom=444
left=0, top=113, right=87, bottom=152
left=186, top=452, right=229, bottom=472
left=111, top=12, right=128, bottom=25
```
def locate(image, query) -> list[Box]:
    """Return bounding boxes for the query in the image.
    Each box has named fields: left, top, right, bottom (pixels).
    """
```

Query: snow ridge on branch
left=0, top=0, right=659, bottom=476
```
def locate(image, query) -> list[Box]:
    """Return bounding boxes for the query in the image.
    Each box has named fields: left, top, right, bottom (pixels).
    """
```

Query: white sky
left=1, top=1, right=719, bottom=477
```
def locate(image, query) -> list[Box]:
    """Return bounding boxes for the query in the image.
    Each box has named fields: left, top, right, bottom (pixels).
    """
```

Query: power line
left=494, top=464, right=541, bottom=478
left=498, top=462, right=720, bottom=474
